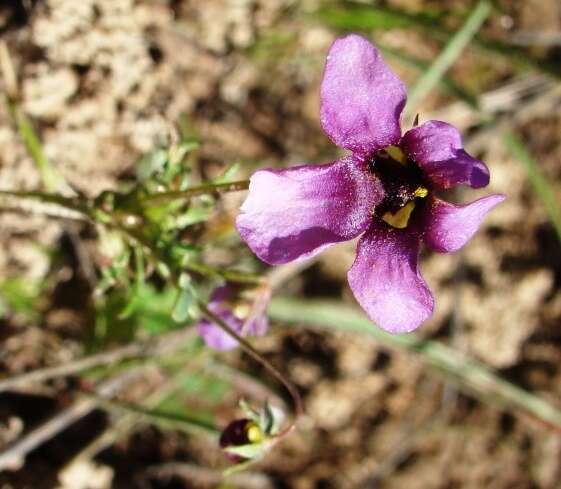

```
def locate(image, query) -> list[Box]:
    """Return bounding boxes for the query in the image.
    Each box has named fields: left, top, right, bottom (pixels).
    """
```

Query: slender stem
left=140, top=180, right=250, bottom=204
left=184, top=261, right=264, bottom=285
left=199, top=301, right=303, bottom=437
left=81, top=392, right=219, bottom=436
left=104, top=219, right=302, bottom=433
left=0, top=189, right=90, bottom=214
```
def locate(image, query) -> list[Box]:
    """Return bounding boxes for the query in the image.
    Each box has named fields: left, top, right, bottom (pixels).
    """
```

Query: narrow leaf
left=405, top=0, right=492, bottom=117
left=503, top=131, right=561, bottom=244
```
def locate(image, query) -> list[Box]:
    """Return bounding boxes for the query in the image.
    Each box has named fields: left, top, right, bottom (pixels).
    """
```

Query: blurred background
left=1, top=0, right=561, bottom=488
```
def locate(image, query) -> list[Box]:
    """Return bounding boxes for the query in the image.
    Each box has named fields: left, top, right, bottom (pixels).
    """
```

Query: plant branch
left=140, top=180, right=250, bottom=204
left=199, top=301, right=303, bottom=437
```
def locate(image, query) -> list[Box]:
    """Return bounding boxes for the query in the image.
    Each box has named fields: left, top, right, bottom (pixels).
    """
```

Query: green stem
left=0, top=189, right=91, bottom=216
left=184, top=261, right=263, bottom=285
left=199, top=301, right=303, bottom=437
left=270, top=298, right=561, bottom=431
left=82, top=392, right=219, bottom=436
left=103, top=219, right=302, bottom=433
left=141, top=180, right=250, bottom=204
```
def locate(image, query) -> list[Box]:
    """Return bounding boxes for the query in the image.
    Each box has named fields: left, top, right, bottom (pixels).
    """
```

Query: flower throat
left=370, top=146, right=429, bottom=229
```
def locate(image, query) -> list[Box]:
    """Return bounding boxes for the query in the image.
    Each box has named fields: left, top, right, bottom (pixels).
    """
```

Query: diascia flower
left=236, top=34, right=504, bottom=333
left=197, top=284, right=269, bottom=350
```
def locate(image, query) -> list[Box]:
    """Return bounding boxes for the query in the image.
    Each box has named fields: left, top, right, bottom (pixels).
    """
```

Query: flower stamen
left=382, top=201, right=416, bottom=229
left=383, top=145, right=407, bottom=164
left=413, top=186, right=428, bottom=199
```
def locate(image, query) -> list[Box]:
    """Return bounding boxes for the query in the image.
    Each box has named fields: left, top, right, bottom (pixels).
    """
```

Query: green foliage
left=314, top=1, right=561, bottom=80
left=0, top=278, right=43, bottom=321
left=379, top=45, right=478, bottom=109
left=94, top=282, right=184, bottom=346
left=315, top=2, right=443, bottom=31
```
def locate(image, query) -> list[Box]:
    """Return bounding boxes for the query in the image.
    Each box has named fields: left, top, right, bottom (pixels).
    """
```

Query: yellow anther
left=413, top=186, right=428, bottom=199
left=384, top=145, right=407, bottom=164
left=382, top=201, right=416, bottom=229
left=233, top=303, right=251, bottom=319
left=246, top=423, right=264, bottom=443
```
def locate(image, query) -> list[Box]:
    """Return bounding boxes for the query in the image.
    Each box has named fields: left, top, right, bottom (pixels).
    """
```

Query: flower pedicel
left=236, top=34, right=504, bottom=333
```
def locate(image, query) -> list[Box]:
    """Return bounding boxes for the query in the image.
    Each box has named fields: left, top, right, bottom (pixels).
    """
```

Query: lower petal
left=347, top=220, right=434, bottom=333
left=424, top=194, right=505, bottom=253
left=236, top=157, right=383, bottom=265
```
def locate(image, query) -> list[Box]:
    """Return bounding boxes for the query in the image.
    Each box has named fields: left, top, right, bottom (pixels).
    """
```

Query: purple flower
left=236, top=34, right=505, bottom=334
left=197, top=284, right=269, bottom=350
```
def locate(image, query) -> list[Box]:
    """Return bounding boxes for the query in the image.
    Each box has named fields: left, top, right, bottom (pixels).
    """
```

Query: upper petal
left=424, top=194, right=505, bottom=253
left=347, top=220, right=434, bottom=333
left=320, top=34, right=407, bottom=157
left=236, top=157, right=383, bottom=265
left=401, top=120, right=490, bottom=189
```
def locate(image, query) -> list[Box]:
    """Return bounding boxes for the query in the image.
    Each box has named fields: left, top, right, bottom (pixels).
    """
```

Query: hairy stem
left=140, top=180, right=250, bottom=204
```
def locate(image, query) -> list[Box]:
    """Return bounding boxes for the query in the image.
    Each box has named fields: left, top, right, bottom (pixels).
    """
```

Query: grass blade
left=0, top=41, right=65, bottom=192
left=503, top=131, right=561, bottom=244
left=404, top=0, right=492, bottom=117
left=270, top=297, right=561, bottom=431
left=314, top=2, right=561, bottom=80
left=379, top=45, right=478, bottom=110
left=315, top=2, right=442, bottom=31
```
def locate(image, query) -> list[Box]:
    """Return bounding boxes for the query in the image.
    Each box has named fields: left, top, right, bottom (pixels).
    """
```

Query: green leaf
left=261, top=401, right=275, bottom=435
left=169, top=139, right=199, bottom=166
left=379, top=45, right=479, bottom=110
left=0, top=278, right=42, bottom=321
left=6, top=99, right=62, bottom=191
left=136, top=148, right=168, bottom=181
left=315, top=4, right=440, bottom=30
left=173, top=204, right=214, bottom=229
left=172, top=285, right=197, bottom=322
left=314, top=2, right=561, bottom=80
left=215, top=162, right=241, bottom=183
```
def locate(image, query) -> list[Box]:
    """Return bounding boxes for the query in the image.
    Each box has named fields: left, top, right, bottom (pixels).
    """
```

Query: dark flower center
left=219, top=418, right=263, bottom=463
left=369, top=146, right=430, bottom=229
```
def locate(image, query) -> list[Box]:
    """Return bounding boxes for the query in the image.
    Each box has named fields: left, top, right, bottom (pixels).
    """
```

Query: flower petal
left=236, top=157, right=383, bottom=265
left=197, top=309, right=243, bottom=351
left=197, top=285, right=270, bottom=351
left=424, top=194, right=505, bottom=253
left=320, top=34, right=407, bottom=157
left=401, top=120, right=490, bottom=189
left=347, top=220, right=434, bottom=333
